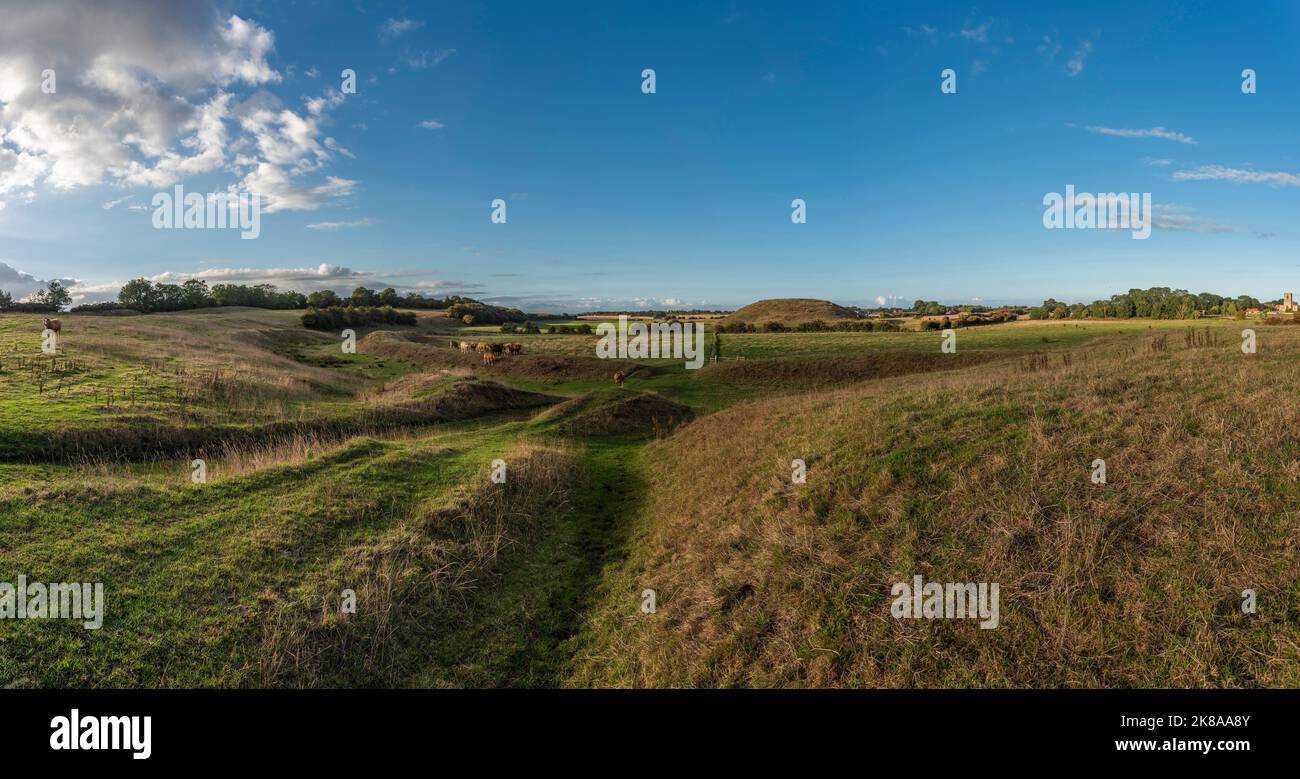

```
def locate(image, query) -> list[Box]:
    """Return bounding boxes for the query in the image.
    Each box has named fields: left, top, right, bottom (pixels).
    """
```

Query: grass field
left=2, top=308, right=1296, bottom=688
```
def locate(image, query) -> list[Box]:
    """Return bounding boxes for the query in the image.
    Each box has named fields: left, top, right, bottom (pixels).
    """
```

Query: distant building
left=1276, top=292, right=1297, bottom=313
left=1246, top=307, right=1262, bottom=317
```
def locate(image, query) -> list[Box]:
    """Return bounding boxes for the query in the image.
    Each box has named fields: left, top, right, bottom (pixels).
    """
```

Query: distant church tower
left=1285, top=292, right=1296, bottom=312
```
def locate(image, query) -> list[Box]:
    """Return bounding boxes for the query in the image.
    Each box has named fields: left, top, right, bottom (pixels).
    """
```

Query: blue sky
left=2, top=0, right=1299, bottom=310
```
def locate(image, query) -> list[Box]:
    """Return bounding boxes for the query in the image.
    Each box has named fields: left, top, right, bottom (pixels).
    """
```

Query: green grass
left=717, top=318, right=1240, bottom=359
left=1, top=308, right=1291, bottom=688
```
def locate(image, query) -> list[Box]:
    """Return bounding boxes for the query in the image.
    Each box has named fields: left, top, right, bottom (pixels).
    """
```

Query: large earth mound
left=722, top=298, right=858, bottom=327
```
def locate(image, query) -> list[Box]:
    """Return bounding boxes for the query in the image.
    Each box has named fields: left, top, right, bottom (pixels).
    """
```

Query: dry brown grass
left=570, top=329, right=1300, bottom=687
left=700, top=350, right=1014, bottom=387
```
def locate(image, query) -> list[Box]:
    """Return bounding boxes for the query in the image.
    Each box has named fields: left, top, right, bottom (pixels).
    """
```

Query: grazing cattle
left=489, top=342, right=504, bottom=355
left=43, top=318, right=62, bottom=334
left=475, top=342, right=490, bottom=353
left=506, top=343, right=523, bottom=354
left=482, top=352, right=497, bottom=365
left=613, top=370, right=625, bottom=388
left=459, top=341, right=472, bottom=352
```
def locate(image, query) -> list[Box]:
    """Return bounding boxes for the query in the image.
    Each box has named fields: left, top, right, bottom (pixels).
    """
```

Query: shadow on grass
left=403, top=440, right=648, bottom=687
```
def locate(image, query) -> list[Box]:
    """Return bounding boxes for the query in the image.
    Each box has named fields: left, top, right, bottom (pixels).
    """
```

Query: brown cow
left=613, top=370, right=625, bottom=388
left=505, top=343, right=523, bottom=354
left=43, top=318, right=62, bottom=334
left=475, top=342, right=490, bottom=352
left=489, top=342, right=503, bottom=354
left=482, top=352, right=497, bottom=365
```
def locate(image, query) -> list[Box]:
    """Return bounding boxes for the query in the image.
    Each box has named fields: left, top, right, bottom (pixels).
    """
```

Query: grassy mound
left=723, top=298, right=858, bottom=327
left=539, top=390, right=695, bottom=437
left=570, top=330, right=1300, bottom=687
left=423, top=379, right=563, bottom=419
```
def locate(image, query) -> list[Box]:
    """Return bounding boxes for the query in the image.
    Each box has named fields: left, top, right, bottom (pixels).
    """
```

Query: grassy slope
left=569, top=327, right=1300, bottom=687
left=0, top=417, right=598, bottom=687
left=0, top=309, right=432, bottom=460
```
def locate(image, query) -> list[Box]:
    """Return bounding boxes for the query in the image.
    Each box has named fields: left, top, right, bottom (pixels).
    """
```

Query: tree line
left=0, top=281, right=73, bottom=313
left=0, top=276, right=530, bottom=321
left=1027, top=288, right=1266, bottom=320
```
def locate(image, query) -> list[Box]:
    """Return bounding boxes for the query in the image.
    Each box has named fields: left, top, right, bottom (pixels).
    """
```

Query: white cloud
left=306, top=218, right=375, bottom=230
left=1066, top=40, right=1093, bottom=77
left=217, top=14, right=281, bottom=85
left=142, top=264, right=482, bottom=297
left=960, top=23, right=990, bottom=43
left=418, top=119, right=445, bottom=129
left=0, top=261, right=51, bottom=298
left=150, top=263, right=368, bottom=284
left=380, top=18, right=425, bottom=41
left=1076, top=125, right=1197, bottom=145
left=402, top=48, right=456, bottom=69
left=0, top=2, right=353, bottom=213
left=102, top=195, right=135, bottom=210
left=235, top=164, right=357, bottom=213
left=1150, top=203, right=1235, bottom=233
left=324, top=137, right=354, bottom=159
left=1037, top=35, right=1062, bottom=60
left=1172, top=165, right=1300, bottom=187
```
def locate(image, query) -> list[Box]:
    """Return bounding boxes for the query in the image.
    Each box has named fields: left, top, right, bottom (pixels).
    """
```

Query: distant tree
left=462, top=314, right=476, bottom=325
left=118, top=278, right=157, bottom=311
left=307, top=290, right=341, bottom=308
left=0, top=289, right=11, bottom=311
left=39, top=280, right=73, bottom=311
left=350, top=286, right=379, bottom=307
left=180, top=279, right=213, bottom=309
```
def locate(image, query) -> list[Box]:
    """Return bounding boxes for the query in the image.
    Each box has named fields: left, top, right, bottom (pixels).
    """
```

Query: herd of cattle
left=450, top=340, right=523, bottom=365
